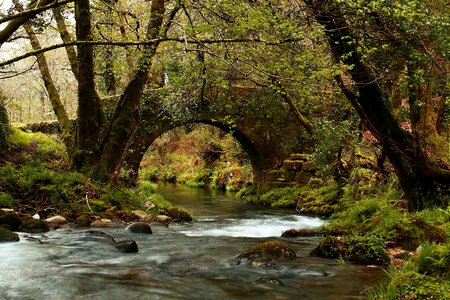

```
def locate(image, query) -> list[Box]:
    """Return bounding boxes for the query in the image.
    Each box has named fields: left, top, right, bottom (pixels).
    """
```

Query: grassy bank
left=0, top=129, right=188, bottom=221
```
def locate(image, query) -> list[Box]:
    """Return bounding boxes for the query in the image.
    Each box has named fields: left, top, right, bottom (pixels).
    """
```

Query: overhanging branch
left=0, top=37, right=304, bottom=67
left=0, top=0, right=76, bottom=25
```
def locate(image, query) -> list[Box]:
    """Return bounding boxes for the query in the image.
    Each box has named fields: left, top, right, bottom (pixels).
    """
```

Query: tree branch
left=0, top=37, right=305, bottom=67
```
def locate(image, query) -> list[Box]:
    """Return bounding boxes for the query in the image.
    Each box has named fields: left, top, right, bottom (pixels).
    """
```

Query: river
left=0, top=183, right=384, bottom=299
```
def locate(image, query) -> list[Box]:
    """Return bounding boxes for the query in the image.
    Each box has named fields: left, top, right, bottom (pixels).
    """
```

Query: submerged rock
left=20, top=219, right=49, bottom=233
left=79, top=230, right=115, bottom=245
left=126, top=222, right=152, bottom=234
left=281, top=229, right=322, bottom=238
left=255, top=277, right=285, bottom=286
left=235, top=240, right=296, bottom=266
left=0, top=227, right=19, bottom=242
left=114, top=239, right=138, bottom=253
left=0, top=211, right=23, bottom=231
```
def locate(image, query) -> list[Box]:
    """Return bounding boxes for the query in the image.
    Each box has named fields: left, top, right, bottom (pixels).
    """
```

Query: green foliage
left=7, top=129, right=66, bottom=159
left=138, top=181, right=172, bottom=210
left=258, top=187, right=303, bottom=208
left=0, top=192, right=14, bottom=208
left=313, top=118, right=358, bottom=176
left=312, top=235, right=390, bottom=265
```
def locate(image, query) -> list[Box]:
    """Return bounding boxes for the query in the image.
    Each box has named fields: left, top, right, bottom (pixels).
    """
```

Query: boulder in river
left=126, top=222, right=152, bottom=234
left=281, top=229, right=322, bottom=238
left=131, top=210, right=149, bottom=220
left=235, top=240, right=296, bottom=266
left=74, top=214, right=91, bottom=227
left=90, top=218, right=125, bottom=228
left=20, top=218, right=49, bottom=233
left=310, top=236, right=390, bottom=265
left=0, top=227, right=19, bottom=242
left=114, top=239, right=138, bottom=253
left=165, top=207, right=193, bottom=222
left=0, top=211, right=23, bottom=231
left=156, top=215, right=172, bottom=224
left=255, top=277, right=285, bottom=286
left=45, top=215, right=67, bottom=229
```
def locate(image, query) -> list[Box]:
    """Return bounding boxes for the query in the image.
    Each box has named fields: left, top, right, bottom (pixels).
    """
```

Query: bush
left=0, top=192, right=14, bottom=208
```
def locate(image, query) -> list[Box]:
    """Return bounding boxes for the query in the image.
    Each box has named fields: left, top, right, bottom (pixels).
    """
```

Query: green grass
left=8, top=129, right=66, bottom=158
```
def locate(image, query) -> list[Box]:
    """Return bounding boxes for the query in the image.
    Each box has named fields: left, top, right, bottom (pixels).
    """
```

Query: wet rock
left=45, top=216, right=67, bottom=229
left=281, top=229, right=321, bottom=238
left=255, top=277, right=284, bottom=286
left=166, top=207, right=193, bottom=222
left=90, top=218, right=112, bottom=227
left=156, top=215, right=172, bottom=224
left=90, top=218, right=125, bottom=228
left=20, top=218, right=49, bottom=233
left=131, top=210, right=149, bottom=220
left=235, top=240, right=296, bottom=266
left=0, top=227, right=19, bottom=242
left=310, top=236, right=390, bottom=265
left=139, top=215, right=157, bottom=223
left=80, top=230, right=115, bottom=245
left=74, top=214, right=91, bottom=227
left=114, top=239, right=138, bottom=253
left=126, top=222, right=152, bottom=234
left=0, top=211, right=23, bottom=231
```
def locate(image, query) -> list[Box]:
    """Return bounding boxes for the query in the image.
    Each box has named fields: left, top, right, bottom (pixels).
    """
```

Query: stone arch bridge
left=22, top=84, right=312, bottom=190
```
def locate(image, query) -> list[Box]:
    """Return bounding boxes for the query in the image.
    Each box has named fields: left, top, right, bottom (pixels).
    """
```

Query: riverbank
left=2, top=128, right=450, bottom=298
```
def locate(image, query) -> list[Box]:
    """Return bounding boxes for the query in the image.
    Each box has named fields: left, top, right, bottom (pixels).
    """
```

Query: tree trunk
left=305, top=0, right=450, bottom=210
left=73, top=0, right=106, bottom=170
left=13, top=0, right=73, bottom=151
left=0, top=90, right=9, bottom=156
left=53, top=6, right=79, bottom=80
left=98, top=0, right=167, bottom=178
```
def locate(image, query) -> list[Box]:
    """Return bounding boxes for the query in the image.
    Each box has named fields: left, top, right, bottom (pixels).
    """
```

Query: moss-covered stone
left=281, top=229, right=322, bottom=237
left=0, top=211, right=23, bottom=231
left=166, top=207, right=193, bottom=222
left=0, top=227, right=19, bottom=242
left=20, top=218, right=49, bottom=233
left=235, top=240, right=296, bottom=265
left=310, top=236, right=390, bottom=265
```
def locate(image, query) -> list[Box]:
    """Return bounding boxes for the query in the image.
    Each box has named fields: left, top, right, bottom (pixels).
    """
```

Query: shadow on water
left=0, top=183, right=385, bottom=299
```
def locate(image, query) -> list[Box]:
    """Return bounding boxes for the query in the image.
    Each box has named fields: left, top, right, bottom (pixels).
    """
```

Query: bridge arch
left=125, top=119, right=267, bottom=189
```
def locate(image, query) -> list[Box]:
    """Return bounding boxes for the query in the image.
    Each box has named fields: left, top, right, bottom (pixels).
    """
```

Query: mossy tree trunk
left=73, top=0, right=107, bottom=170
left=0, top=91, right=9, bottom=155
left=305, top=0, right=450, bottom=210
left=53, top=5, right=79, bottom=81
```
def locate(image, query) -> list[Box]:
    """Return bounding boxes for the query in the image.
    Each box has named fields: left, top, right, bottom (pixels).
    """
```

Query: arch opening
left=134, top=123, right=264, bottom=192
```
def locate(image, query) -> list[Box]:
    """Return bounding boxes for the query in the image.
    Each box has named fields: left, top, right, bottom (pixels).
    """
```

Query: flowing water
left=0, top=183, right=385, bottom=299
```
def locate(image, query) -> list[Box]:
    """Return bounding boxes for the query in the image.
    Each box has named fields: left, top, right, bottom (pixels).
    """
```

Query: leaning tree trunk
left=305, top=0, right=450, bottom=210
left=53, top=5, right=79, bottom=81
left=0, top=0, right=53, bottom=48
left=97, top=0, right=168, bottom=178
